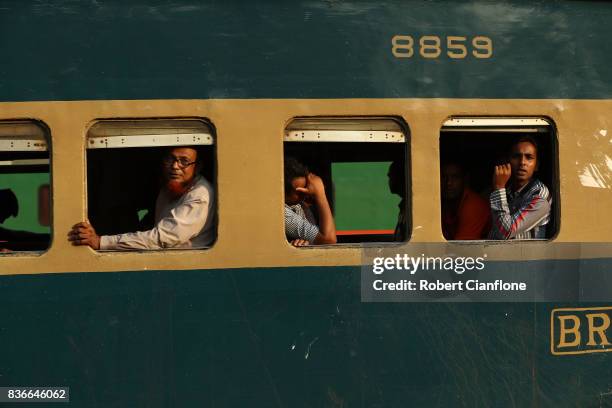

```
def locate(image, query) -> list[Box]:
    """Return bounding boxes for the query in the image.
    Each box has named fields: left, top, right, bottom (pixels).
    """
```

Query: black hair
left=284, top=156, right=309, bottom=195
left=512, top=136, right=539, bottom=158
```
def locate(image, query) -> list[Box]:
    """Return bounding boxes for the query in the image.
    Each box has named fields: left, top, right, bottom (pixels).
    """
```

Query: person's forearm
left=313, top=195, right=336, bottom=244
left=490, top=189, right=550, bottom=239
left=489, top=188, right=512, bottom=239
left=100, top=229, right=162, bottom=250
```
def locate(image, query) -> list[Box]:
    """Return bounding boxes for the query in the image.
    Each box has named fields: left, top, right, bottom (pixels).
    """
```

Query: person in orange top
left=441, top=162, right=490, bottom=240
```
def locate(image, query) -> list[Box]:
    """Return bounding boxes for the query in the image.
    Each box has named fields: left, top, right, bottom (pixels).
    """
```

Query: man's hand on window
left=68, top=222, right=101, bottom=250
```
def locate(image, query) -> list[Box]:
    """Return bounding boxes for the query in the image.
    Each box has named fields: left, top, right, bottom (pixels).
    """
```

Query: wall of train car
left=0, top=1, right=611, bottom=407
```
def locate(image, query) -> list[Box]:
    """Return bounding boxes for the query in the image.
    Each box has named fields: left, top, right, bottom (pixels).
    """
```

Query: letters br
left=551, top=307, right=612, bottom=355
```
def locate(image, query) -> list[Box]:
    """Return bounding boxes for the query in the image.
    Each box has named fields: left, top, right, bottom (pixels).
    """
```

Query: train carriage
left=1, top=0, right=612, bottom=406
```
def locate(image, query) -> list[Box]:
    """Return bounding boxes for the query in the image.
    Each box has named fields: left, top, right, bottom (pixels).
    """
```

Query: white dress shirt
left=100, top=176, right=215, bottom=250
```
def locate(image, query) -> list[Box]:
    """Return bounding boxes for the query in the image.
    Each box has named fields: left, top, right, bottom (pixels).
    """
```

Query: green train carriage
left=1, top=1, right=612, bottom=406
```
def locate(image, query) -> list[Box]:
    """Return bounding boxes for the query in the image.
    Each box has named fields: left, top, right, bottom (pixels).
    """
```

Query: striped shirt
left=284, top=203, right=319, bottom=243
left=488, top=178, right=552, bottom=240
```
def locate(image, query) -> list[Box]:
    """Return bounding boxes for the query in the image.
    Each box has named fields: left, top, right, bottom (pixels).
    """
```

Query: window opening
left=440, top=117, right=558, bottom=241
left=284, top=118, right=409, bottom=245
left=85, top=119, right=216, bottom=251
left=0, top=121, right=51, bottom=252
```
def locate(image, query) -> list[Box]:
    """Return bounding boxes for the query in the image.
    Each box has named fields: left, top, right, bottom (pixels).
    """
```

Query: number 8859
left=391, top=35, right=493, bottom=59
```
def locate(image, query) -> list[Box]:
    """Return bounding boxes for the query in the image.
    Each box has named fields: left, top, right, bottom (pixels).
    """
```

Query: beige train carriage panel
left=0, top=99, right=610, bottom=275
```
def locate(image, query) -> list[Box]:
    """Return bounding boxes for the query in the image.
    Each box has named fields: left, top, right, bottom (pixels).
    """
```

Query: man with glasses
left=68, top=146, right=216, bottom=249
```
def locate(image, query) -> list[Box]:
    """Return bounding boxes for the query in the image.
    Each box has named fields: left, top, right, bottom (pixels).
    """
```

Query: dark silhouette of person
left=0, top=188, right=49, bottom=251
left=0, top=189, right=18, bottom=223
left=387, top=160, right=406, bottom=241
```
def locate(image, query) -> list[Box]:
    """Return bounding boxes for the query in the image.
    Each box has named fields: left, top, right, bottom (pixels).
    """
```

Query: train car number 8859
left=391, top=35, right=493, bottom=59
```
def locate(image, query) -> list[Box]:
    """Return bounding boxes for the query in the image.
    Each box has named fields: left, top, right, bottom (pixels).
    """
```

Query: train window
left=284, top=117, right=409, bottom=245
left=0, top=121, right=51, bottom=253
left=440, top=117, right=559, bottom=241
left=86, top=119, right=217, bottom=251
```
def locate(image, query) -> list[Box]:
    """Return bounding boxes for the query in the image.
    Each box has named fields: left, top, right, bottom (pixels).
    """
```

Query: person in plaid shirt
left=488, top=137, right=552, bottom=240
left=284, top=157, right=336, bottom=247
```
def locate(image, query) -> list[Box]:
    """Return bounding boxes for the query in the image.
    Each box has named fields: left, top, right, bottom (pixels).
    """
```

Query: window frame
left=0, top=119, right=52, bottom=254
left=85, top=117, right=218, bottom=252
left=439, top=116, right=560, bottom=242
left=283, top=116, right=411, bottom=247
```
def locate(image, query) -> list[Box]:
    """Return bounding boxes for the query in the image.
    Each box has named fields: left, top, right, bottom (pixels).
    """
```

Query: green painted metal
left=0, top=261, right=611, bottom=407
left=1, top=173, right=49, bottom=233
left=0, top=1, right=611, bottom=100
left=332, top=161, right=399, bottom=231
left=1, top=1, right=611, bottom=406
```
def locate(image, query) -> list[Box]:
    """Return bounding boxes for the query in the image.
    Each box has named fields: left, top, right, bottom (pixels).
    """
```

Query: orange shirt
left=442, top=188, right=490, bottom=240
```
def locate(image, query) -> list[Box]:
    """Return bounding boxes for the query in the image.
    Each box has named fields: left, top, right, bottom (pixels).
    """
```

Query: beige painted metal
left=0, top=99, right=610, bottom=275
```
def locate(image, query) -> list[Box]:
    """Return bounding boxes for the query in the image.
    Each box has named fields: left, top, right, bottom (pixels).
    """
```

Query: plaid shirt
left=284, top=203, right=319, bottom=242
left=488, top=178, right=552, bottom=240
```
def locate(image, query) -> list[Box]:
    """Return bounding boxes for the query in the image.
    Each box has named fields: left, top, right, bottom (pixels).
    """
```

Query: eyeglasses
left=162, top=156, right=196, bottom=169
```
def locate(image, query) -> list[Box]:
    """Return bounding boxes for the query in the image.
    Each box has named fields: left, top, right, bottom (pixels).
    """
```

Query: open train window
left=86, top=119, right=217, bottom=251
left=0, top=121, right=51, bottom=253
left=440, top=117, right=559, bottom=241
left=284, top=117, right=409, bottom=245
